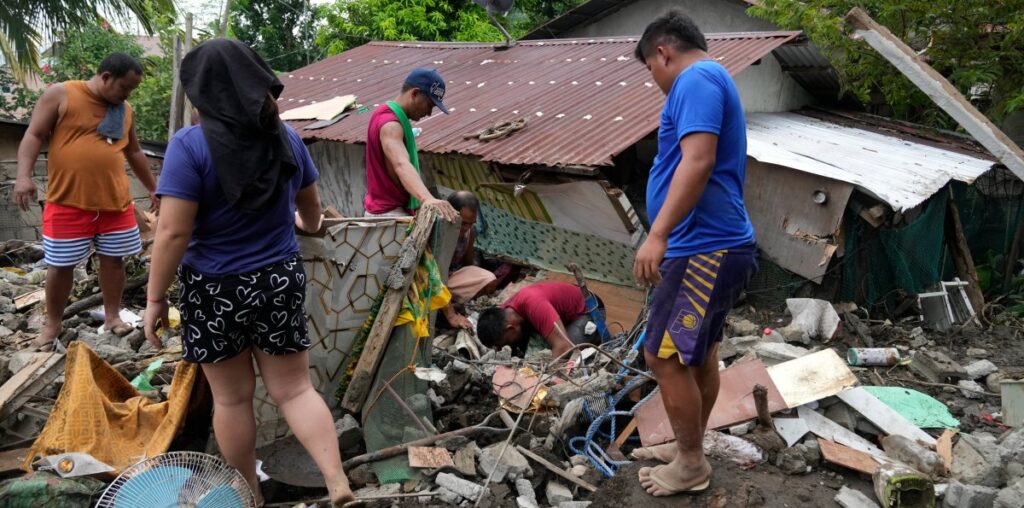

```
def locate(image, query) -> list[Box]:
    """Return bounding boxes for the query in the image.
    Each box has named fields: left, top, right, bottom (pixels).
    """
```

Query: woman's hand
left=144, top=298, right=170, bottom=350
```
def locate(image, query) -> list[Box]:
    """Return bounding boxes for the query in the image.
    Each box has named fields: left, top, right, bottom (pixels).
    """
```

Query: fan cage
left=95, top=451, right=256, bottom=508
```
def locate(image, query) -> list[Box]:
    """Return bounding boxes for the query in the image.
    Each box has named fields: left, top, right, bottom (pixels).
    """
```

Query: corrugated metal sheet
left=746, top=112, right=997, bottom=212
left=280, top=33, right=799, bottom=167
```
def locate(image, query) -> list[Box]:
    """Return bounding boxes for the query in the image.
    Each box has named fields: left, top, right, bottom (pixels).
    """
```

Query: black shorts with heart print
left=177, top=253, right=311, bottom=363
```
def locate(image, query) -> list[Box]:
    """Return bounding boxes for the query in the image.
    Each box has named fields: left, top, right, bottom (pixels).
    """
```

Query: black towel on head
left=179, top=38, right=297, bottom=213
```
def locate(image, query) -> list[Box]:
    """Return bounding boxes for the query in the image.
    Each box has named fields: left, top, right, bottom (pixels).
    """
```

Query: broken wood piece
left=819, top=438, right=880, bottom=476
left=843, top=8, right=1024, bottom=181
left=936, top=429, right=956, bottom=473
left=515, top=445, right=597, bottom=493
left=945, top=199, right=985, bottom=315
left=843, top=311, right=874, bottom=348
left=0, top=353, right=65, bottom=422
left=14, top=289, right=45, bottom=311
left=767, top=349, right=859, bottom=408
left=613, top=417, right=638, bottom=450
left=836, top=387, right=936, bottom=445
left=341, top=208, right=440, bottom=413
left=753, top=384, right=773, bottom=428
left=63, top=275, right=147, bottom=319
left=408, top=447, right=454, bottom=469
left=342, top=417, right=506, bottom=470
left=797, top=405, right=884, bottom=458
left=0, top=448, right=31, bottom=478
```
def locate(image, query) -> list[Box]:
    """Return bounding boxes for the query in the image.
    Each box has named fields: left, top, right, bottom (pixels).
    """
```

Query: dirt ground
left=583, top=457, right=874, bottom=508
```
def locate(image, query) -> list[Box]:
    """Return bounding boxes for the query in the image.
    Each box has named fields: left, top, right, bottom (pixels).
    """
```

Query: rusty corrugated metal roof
left=280, top=32, right=800, bottom=167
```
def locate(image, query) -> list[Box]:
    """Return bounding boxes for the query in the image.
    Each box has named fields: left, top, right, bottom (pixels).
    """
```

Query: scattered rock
left=335, top=414, right=362, bottom=451
left=515, top=478, right=536, bottom=501
left=799, top=439, right=821, bottom=464
left=719, top=335, right=760, bottom=360
left=952, top=433, right=1006, bottom=488
left=965, top=348, right=988, bottom=358
left=516, top=496, right=539, bottom=508
left=994, top=478, right=1024, bottom=508
left=557, top=503, right=592, bottom=508
left=998, top=426, right=1024, bottom=464
left=478, top=443, right=533, bottom=482
left=0, top=325, right=12, bottom=339
left=727, top=317, right=760, bottom=337
left=346, top=464, right=376, bottom=489
left=546, top=370, right=616, bottom=407
left=754, top=343, right=809, bottom=365
left=1006, top=462, right=1024, bottom=481
left=437, top=435, right=470, bottom=451
left=825, top=403, right=858, bottom=432
left=986, top=372, right=1006, bottom=393
left=93, top=344, right=131, bottom=365
left=570, top=465, right=588, bottom=477
left=958, top=380, right=985, bottom=399
left=545, top=481, right=573, bottom=505
left=774, top=447, right=810, bottom=475
left=965, top=359, right=999, bottom=380
left=834, top=485, right=880, bottom=508
left=454, top=442, right=480, bottom=477
left=436, top=472, right=485, bottom=501
left=729, top=421, right=755, bottom=436
left=943, top=480, right=999, bottom=508
left=910, top=351, right=967, bottom=383
left=354, top=482, right=401, bottom=499
left=568, top=455, right=588, bottom=467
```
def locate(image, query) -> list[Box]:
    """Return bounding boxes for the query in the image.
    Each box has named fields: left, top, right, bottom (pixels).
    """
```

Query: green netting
left=947, top=181, right=1024, bottom=293
left=0, top=472, right=104, bottom=508
left=745, top=257, right=808, bottom=310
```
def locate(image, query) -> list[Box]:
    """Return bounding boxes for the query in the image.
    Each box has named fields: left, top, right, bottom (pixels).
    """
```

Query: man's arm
left=125, top=123, right=160, bottom=213
left=13, top=84, right=64, bottom=211
left=545, top=321, right=576, bottom=359
left=633, top=133, right=718, bottom=286
left=379, top=122, right=459, bottom=221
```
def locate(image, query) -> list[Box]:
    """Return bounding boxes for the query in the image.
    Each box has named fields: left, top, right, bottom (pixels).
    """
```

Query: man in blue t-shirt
left=631, top=11, right=758, bottom=497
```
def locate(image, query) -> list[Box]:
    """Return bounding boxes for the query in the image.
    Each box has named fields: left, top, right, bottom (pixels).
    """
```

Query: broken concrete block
left=0, top=325, right=12, bottom=339
left=726, top=317, right=760, bottom=337
left=718, top=335, right=760, bottom=360
left=557, top=503, right=592, bottom=508
left=800, top=439, right=822, bottom=464
left=93, top=344, right=131, bottom=365
left=436, top=472, right=485, bottom=501
left=1006, top=462, right=1024, bottom=481
left=514, top=478, right=536, bottom=502
left=729, top=421, right=755, bottom=436
left=453, top=442, right=480, bottom=477
left=436, top=488, right=463, bottom=505
left=998, top=426, right=1024, bottom=464
left=516, top=496, right=539, bottom=508
left=354, top=482, right=401, bottom=499
left=943, top=480, right=999, bottom=508
left=952, top=434, right=1007, bottom=488
left=546, top=370, right=616, bottom=407
left=568, top=455, right=588, bottom=467
left=987, top=372, right=1006, bottom=393
left=965, top=359, right=999, bottom=380
left=958, top=380, right=985, bottom=400
left=570, top=465, right=588, bottom=477
left=910, top=351, right=967, bottom=383
left=335, top=414, right=362, bottom=451
left=754, top=342, right=810, bottom=365
left=834, top=486, right=880, bottom=508
left=994, top=478, right=1024, bottom=508
left=545, top=481, right=573, bottom=505
left=774, top=447, right=810, bottom=475
left=966, top=347, right=988, bottom=358
left=478, top=443, right=533, bottom=482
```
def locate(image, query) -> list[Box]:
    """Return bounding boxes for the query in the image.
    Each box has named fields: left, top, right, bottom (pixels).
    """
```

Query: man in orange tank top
left=12, top=52, right=159, bottom=349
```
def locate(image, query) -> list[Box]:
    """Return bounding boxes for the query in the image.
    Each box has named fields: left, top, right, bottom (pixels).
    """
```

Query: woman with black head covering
left=142, top=39, right=353, bottom=506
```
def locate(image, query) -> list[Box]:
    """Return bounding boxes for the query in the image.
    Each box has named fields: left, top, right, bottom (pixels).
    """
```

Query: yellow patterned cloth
left=23, top=342, right=198, bottom=473
left=394, top=250, right=451, bottom=338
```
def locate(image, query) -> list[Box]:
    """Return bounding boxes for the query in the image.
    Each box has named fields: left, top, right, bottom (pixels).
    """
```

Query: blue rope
left=569, top=375, right=657, bottom=477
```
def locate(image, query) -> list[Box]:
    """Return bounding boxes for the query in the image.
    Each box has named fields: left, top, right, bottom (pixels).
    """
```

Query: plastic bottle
left=847, top=348, right=902, bottom=367
left=872, top=461, right=935, bottom=508
left=880, top=434, right=945, bottom=478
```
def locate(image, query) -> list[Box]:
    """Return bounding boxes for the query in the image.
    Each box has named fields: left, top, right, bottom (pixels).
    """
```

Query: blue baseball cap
left=405, top=67, right=449, bottom=114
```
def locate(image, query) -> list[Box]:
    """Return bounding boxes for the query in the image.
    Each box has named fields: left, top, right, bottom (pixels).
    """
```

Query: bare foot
left=631, top=442, right=678, bottom=463
left=638, top=457, right=712, bottom=497
left=30, top=323, right=61, bottom=351
left=328, top=473, right=355, bottom=507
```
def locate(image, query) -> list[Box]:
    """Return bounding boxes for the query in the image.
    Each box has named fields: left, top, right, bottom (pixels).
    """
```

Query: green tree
left=748, top=0, right=1024, bottom=128
left=45, top=22, right=144, bottom=83
left=231, top=0, right=320, bottom=72
left=0, top=0, right=174, bottom=80
left=0, top=67, right=41, bottom=120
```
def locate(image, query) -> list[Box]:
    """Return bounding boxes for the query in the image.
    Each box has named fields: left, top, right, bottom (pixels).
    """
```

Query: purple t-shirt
left=157, top=125, right=319, bottom=276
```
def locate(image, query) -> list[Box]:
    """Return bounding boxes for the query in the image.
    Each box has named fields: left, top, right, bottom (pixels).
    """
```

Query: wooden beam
left=0, top=353, right=64, bottom=422
left=167, top=34, right=183, bottom=139
left=341, top=207, right=440, bottom=412
left=182, top=13, right=194, bottom=128
left=844, top=8, right=1024, bottom=181
left=945, top=198, right=986, bottom=314
left=516, top=445, right=598, bottom=493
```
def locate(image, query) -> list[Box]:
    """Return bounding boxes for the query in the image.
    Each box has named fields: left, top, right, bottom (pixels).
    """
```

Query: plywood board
left=837, top=387, right=936, bottom=445
left=767, top=349, right=859, bottom=408
left=14, top=288, right=44, bottom=311
left=408, top=447, right=455, bottom=469
left=0, top=448, right=30, bottom=477
left=936, top=429, right=957, bottom=473
left=636, top=359, right=787, bottom=446
left=797, top=405, right=884, bottom=458
left=0, top=352, right=64, bottom=421
left=819, top=438, right=880, bottom=476
left=775, top=416, right=810, bottom=447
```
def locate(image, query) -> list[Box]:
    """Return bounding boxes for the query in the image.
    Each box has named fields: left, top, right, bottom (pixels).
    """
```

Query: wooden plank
left=0, top=447, right=31, bottom=477
left=945, top=199, right=985, bottom=314
left=797, top=405, right=884, bottom=458
left=14, top=288, right=44, bottom=311
left=408, top=447, right=455, bottom=469
left=819, top=438, right=880, bottom=476
left=613, top=417, right=638, bottom=450
left=844, top=8, right=1024, bottom=181
left=767, top=349, right=859, bottom=409
left=515, top=445, right=597, bottom=493
left=341, top=207, right=440, bottom=412
left=837, top=387, right=936, bottom=446
left=0, top=353, right=64, bottom=422
left=936, top=429, right=957, bottom=473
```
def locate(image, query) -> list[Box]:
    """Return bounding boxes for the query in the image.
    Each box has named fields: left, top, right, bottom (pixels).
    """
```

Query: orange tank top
left=46, top=81, right=134, bottom=211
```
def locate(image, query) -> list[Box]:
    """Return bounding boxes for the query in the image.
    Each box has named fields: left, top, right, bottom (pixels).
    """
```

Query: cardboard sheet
left=767, top=349, right=859, bottom=408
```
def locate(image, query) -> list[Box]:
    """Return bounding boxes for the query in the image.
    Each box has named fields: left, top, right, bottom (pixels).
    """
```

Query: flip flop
left=630, top=442, right=678, bottom=462
left=109, top=323, right=134, bottom=337
left=638, top=463, right=711, bottom=497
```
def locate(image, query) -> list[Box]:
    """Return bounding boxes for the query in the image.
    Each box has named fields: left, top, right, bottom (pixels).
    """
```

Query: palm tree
left=0, top=0, right=175, bottom=80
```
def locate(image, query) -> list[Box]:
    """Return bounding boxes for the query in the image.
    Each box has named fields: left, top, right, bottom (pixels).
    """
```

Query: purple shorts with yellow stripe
left=644, top=244, right=758, bottom=366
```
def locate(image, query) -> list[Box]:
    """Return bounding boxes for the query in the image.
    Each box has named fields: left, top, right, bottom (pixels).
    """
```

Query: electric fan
left=95, top=451, right=257, bottom=508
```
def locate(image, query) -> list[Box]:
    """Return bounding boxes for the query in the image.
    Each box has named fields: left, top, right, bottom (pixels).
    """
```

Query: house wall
left=307, top=140, right=368, bottom=217
left=562, top=0, right=814, bottom=113
left=0, top=122, right=27, bottom=161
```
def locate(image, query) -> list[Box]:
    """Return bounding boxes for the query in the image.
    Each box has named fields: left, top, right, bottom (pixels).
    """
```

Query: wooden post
left=945, top=198, right=986, bottom=314
left=341, top=207, right=440, bottom=412
left=753, top=384, right=773, bottom=429
left=182, top=13, right=194, bottom=128
left=844, top=8, right=1024, bottom=181
left=167, top=34, right=183, bottom=139
left=219, top=0, right=232, bottom=37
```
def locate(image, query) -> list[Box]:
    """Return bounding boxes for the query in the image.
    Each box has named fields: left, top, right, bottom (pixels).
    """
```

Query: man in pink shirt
left=476, top=281, right=602, bottom=358
left=364, top=68, right=458, bottom=221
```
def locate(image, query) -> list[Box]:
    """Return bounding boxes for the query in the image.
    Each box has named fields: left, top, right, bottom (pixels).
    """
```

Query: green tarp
left=862, top=386, right=960, bottom=429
